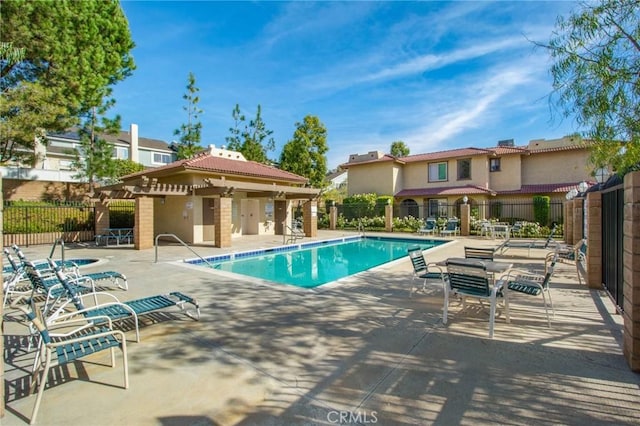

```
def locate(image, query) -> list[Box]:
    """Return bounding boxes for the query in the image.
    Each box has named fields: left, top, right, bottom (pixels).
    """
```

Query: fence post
left=573, top=197, right=584, bottom=242
left=95, top=199, right=110, bottom=239
left=329, top=204, right=337, bottom=230
left=565, top=200, right=574, bottom=245
left=623, top=171, right=640, bottom=372
left=585, top=191, right=602, bottom=289
left=385, top=201, right=393, bottom=232
left=460, top=203, right=470, bottom=236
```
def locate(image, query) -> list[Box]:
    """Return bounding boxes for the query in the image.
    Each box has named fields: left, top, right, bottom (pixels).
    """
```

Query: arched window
left=400, top=199, right=419, bottom=218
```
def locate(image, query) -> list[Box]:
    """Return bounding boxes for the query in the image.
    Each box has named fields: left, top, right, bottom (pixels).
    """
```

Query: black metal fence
left=108, top=201, right=135, bottom=228
left=2, top=201, right=96, bottom=246
left=601, top=184, right=624, bottom=311
left=393, top=201, right=564, bottom=226
left=2, top=200, right=138, bottom=246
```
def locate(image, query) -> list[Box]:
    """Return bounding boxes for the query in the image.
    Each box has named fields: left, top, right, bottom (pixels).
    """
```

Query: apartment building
left=1, top=124, right=176, bottom=201
left=343, top=136, right=593, bottom=220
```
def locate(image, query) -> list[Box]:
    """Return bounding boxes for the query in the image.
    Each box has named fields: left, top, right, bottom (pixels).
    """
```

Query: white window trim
left=428, top=162, right=448, bottom=182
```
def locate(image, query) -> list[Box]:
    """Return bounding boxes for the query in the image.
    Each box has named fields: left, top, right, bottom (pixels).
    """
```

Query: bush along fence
left=320, top=197, right=564, bottom=238
left=2, top=200, right=135, bottom=246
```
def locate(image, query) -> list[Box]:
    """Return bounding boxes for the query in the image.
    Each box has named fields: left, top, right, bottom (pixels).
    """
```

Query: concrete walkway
left=2, top=231, right=639, bottom=425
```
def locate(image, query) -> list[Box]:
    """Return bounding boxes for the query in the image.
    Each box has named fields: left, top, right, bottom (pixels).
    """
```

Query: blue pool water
left=188, top=236, right=444, bottom=288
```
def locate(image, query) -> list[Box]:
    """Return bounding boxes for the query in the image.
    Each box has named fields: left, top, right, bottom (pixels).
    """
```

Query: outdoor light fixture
left=595, top=167, right=610, bottom=184
left=463, top=195, right=468, bottom=204
left=566, top=188, right=579, bottom=200
left=578, top=181, right=589, bottom=193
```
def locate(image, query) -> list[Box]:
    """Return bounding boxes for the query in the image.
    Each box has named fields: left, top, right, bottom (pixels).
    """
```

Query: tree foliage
left=70, top=103, right=121, bottom=193
left=174, top=72, right=203, bottom=159
left=279, top=115, right=329, bottom=188
left=544, top=0, right=640, bottom=175
left=113, top=158, right=145, bottom=179
left=225, top=104, right=275, bottom=164
left=1, top=0, right=135, bottom=164
left=390, top=140, right=410, bottom=157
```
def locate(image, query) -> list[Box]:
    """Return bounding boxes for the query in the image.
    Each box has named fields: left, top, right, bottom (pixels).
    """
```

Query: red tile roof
left=400, top=148, right=492, bottom=163
left=122, top=152, right=308, bottom=183
left=342, top=154, right=403, bottom=168
left=396, top=184, right=496, bottom=197
left=499, top=182, right=596, bottom=194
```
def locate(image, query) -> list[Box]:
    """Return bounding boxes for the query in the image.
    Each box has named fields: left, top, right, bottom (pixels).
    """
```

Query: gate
left=601, top=184, right=624, bottom=311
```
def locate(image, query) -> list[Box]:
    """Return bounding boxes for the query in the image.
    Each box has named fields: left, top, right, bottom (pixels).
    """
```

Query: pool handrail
left=154, top=233, right=215, bottom=268
left=49, top=238, right=65, bottom=264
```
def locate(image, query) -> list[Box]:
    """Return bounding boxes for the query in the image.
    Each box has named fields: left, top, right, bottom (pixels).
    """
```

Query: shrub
left=533, top=195, right=550, bottom=226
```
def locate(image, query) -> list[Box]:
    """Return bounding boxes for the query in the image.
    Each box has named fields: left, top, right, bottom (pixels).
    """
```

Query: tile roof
left=342, top=154, right=403, bottom=167
left=527, top=144, right=588, bottom=154
left=395, top=184, right=496, bottom=197
left=122, top=152, right=308, bottom=183
left=400, top=148, right=492, bottom=163
left=499, top=182, right=596, bottom=194
left=48, top=129, right=173, bottom=151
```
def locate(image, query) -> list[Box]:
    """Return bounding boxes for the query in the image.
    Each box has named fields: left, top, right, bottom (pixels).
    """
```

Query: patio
left=3, top=232, right=639, bottom=425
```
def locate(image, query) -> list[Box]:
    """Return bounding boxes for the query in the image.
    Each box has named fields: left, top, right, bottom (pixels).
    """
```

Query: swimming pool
left=186, top=236, right=445, bottom=288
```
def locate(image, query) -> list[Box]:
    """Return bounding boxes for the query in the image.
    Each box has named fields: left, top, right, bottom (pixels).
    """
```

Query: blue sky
left=111, top=1, right=583, bottom=169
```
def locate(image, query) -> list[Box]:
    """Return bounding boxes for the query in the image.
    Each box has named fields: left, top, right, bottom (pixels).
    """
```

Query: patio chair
left=48, top=259, right=200, bottom=342
left=12, top=245, right=128, bottom=290
left=444, top=259, right=509, bottom=338
left=11, top=297, right=128, bottom=425
left=417, top=218, right=438, bottom=236
left=407, top=247, right=446, bottom=297
left=464, top=246, right=495, bottom=261
left=497, top=224, right=559, bottom=256
left=547, top=239, right=586, bottom=285
left=22, top=260, right=99, bottom=316
left=3, top=248, right=34, bottom=307
left=478, top=220, right=493, bottom=238
left=500, top=254, right=558, bottom=327
left=440, top=218, right=460, bottom=237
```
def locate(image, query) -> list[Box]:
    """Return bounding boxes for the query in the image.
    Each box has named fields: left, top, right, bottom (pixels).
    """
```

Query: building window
left=457, top=158, right=471, bottom=180
left=490, top=158, right=501, bottom=172
left=113, top=146, right=129, bottom=160
left=428, top=198, right=448, bottom=218
left=428, top=162, right=447, bottom=182
left=153, top=152, right=172, bottom=164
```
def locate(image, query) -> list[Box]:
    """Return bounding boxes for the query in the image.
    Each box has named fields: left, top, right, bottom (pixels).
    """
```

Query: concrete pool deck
left=2, top=231, right=640, bottom=425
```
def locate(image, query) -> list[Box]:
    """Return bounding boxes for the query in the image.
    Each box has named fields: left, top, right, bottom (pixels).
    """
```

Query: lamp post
left=463, top=195, right=468, bottom=204
left=595, top=167, right=610, bottom=184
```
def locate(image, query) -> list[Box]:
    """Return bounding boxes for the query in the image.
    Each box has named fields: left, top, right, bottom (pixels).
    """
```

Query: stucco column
left=565, top=200, right=574, bottom=245
left=385, top=203, right=393, bottom=232
left=134, top=196, right=154, bottom=250
left=214, top=196, right=232, bottom=248
left=586, top=192, right=602, bottom=289
left=460, top=203, right=470, bottom=236
left=329, top=204, right=337, bottom=230
left=303, top=200, right=317, bottom=238
left=573, top=197, right=584, bottom=242
left=623, top=171, right=640, bottom=372
left=95, top=199, right=110, bottom=237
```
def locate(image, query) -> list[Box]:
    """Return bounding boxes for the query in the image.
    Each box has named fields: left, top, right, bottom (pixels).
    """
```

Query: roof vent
left=498, top=139, right=514, bottom=147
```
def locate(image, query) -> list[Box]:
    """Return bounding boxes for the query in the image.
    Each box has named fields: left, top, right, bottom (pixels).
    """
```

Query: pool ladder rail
left=154, top=233, right=215, bottom=268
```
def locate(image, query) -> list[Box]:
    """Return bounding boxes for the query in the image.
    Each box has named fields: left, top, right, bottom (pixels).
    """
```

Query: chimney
left=130, top=123, right=139, bottom=163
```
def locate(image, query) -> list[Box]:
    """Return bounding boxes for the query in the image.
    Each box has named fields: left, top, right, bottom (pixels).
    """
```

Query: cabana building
left=96, top=145, right=320, bottom=249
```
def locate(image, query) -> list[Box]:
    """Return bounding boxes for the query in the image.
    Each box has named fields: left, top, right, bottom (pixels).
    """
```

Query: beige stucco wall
left=154, top=195, right=197, bottom=243
left=489, top=154, right=522, bottom=191
left=521, top=150, right=591, bottom=184
left=403, top=156, right=489, bottom=189
left=347, top=162, right=400, bottom=196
